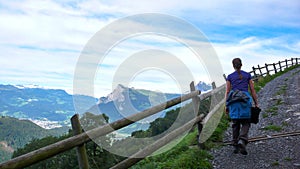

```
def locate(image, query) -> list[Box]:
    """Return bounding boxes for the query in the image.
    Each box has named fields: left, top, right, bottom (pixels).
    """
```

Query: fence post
left=296, top=58, right=298, bottom=65
left=211, top=82, right=217, bottom=89
left=291, top=58, right=294, bottom=66
left=189, top=81, right=203, bottom=149
left=273, top=63, right=277, bottom=73
left=257, top=65, right=263, bottom=76
left=265, top=63, right=269, bottom=75
left=252, top=66, right=257, bottom=78
left=285, top=59, right=288, bottom=68
left=71, top=114, right=89, bottom=169
left=211, top=82, right=218, bottom=105
left=223, top=74, right=227, bottom=81
left=278, top=61, right=282, bottom=72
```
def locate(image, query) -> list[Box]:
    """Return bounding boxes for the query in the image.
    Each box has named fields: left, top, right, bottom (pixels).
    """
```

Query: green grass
left=271, top=161, right=280, bottom=166
left=292, top=69, right=300, bottom=75
left=265, top=106, right=278, bottom=116
left=275, top=99, right=283, bottom=105
left=131, top=129, right=214, bottom=169
left=262, top=113, right=268, bottom=118
left=262, top=125, right=282, bottom=132
left=284, top=157, right=292, bottom=161
left=265, top=106, right=278, bottom=113
left=281, top=121, right=289, bottom=127
left=271, top=112, right=278, bottom=116
left=132, top=113, right=229, bottom=169
left=275, top=84, right=287, bottom=96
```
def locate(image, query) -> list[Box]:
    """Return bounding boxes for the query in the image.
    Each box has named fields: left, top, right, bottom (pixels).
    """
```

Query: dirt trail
left=211, top=66, right=300, bottom=169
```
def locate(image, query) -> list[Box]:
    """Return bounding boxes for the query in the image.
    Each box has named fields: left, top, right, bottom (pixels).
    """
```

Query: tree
left=12, top=113, right=124, bottom=169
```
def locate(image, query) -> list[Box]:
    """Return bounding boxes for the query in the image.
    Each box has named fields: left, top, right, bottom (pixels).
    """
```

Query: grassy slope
left=130, top=64, right=300, bottom=169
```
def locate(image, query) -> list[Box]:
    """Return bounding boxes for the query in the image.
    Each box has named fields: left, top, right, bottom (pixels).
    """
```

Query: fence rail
left=250, top=58, right=300, bottom=81
left=1, top=57, right=299, bottom=169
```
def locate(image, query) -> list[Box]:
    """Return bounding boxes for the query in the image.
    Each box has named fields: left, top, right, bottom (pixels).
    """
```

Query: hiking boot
left=233, top=145, right=239, bottom=154
left=238, top=140, right=248, bottom=155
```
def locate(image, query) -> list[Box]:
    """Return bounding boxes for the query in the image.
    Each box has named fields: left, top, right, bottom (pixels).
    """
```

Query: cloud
left=214, top=36, right=300, bottom=76
left=0, top=0, right=299, bottom=97
left=87, top=32, right=218, bottom=96
left=0, top=0, right=118, bottom=51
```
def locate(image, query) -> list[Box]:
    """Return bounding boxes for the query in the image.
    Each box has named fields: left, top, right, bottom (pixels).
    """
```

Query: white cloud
left=0, top=0, right=124, bottom=54
left=214, top=36, right=300, bottom=76
left=89, top=33, right=217, bottom=97
left=0, top=0, right=299, bottom=97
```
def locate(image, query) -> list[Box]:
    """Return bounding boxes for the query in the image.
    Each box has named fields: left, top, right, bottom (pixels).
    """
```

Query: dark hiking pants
left=232, top=119, right=251, bottom=145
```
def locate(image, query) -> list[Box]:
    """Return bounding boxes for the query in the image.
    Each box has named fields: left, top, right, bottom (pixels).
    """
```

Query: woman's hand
left=224, top=106, right=231, bottom=121
left=224, top=106, right=229, bottom=114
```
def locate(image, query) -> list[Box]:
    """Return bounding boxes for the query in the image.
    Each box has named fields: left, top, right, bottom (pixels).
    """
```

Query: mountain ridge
left=0, top=82, right=211, bottom=125
left=0, top=84, right=97, bottom=127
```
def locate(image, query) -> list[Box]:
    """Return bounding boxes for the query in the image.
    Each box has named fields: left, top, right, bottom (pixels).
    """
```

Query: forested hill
left=0, top=116, right=68, bottom=162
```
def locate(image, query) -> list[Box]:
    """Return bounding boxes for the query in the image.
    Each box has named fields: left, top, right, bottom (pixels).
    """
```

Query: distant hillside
left=0, top=84, right=97, bottom=127
left=0, top=116, right=69, bottom=162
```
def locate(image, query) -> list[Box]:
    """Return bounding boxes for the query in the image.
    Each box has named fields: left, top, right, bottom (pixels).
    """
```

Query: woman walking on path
left=225, top=58, right=259, bottom=155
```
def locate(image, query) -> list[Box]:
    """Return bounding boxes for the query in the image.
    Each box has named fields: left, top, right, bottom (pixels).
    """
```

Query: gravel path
left=210, top=66, right=300, bottom=169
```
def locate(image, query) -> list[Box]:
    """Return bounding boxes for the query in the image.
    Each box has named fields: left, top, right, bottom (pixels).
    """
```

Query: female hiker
left=225, top=58, right=259, bottom=155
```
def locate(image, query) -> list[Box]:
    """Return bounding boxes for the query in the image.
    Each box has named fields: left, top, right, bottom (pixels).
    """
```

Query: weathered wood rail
left=249, top=58, right=300, bottom=81
left=0, top=82, right=226, bottom=169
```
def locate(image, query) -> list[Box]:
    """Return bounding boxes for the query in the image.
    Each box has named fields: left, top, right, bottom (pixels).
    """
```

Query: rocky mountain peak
left=98, top=84, right=126, bottom=104
left=195, top=81, right=212, bottom=92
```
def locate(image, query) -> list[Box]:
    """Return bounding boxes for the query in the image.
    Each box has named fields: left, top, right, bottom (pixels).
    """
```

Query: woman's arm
left=225, top=80, right=231, bottom=99
left=249, top=79, right=259, bottom=107
left=225, top=80, right=231, bottom=114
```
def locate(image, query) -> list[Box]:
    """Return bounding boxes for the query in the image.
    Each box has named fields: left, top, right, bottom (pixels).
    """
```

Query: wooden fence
left=1, top=57, right=299, bottom=169
left=249, top=58, right=300, bottom=81
left=0, top=82, right=226, bottom=169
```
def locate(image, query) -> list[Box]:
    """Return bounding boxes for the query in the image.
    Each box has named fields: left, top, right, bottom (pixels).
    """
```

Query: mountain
left=0, top=84, right=97, bottom=127
left=88, top=84, right=180, bottom=122
left=0, top=116, right=68, bottom=162
left=0, top=83, right=180, bottom=135
left=51, top=82, right=210, bottom=135
left=0, top=82, right=210, bottom=135
left=195, top=81, right=212, bottom=92
left=86, top=84, right=180, bottom=135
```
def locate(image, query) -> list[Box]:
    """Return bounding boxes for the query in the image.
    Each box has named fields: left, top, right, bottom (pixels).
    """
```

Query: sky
left=0, top=0, right=300, bottom=98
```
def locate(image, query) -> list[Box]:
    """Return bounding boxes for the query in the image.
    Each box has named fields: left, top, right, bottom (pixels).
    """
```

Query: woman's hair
left=232, top=58, right=243, bottom=80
